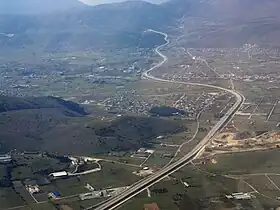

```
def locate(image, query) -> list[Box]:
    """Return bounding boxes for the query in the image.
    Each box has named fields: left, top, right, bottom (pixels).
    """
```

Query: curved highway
left=92, top=30, right=245, bottom=210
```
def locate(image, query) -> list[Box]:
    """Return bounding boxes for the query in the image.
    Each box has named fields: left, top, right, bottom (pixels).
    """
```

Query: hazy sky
left=79, top=0, right=167, bottom=5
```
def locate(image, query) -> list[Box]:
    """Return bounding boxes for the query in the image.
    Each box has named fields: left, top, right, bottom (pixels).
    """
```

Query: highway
left=91, top=29, right=245, bottom=210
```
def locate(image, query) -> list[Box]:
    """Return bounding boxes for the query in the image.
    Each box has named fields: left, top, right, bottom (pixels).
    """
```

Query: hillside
left=41, top=115, right=186, bottom=154
left=0, top=0, right=85, bottom=14
left=0, top=96, right=88, bottom=116
left=80, top=0, right=168, bottom=5
left=0, top=1, right=176, bottom=53
left=0, top=96, right=186, bottom=154
left=1, top=0, right=280, bottom=53
left=170, top=0, right=280, bottom=48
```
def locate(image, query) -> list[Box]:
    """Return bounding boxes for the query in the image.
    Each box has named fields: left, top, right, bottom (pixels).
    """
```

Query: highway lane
left=91, top=29, right=245, bottom=210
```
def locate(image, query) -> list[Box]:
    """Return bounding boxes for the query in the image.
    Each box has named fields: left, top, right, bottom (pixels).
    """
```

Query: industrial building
left=226, top=192, right=252, bottom=200
left=79, top=190, right=110, bottom=201
left=49, top=171, right=68, bottom=179
left=0, top=154, right=12, bottom=164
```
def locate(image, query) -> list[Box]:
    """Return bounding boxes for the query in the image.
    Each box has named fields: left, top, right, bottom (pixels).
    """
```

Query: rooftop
left=0, top=155, right=12, bottom=163
left=49, top=171, right=68, bottom=177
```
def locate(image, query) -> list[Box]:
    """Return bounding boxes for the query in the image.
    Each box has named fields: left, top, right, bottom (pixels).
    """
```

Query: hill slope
left=0, top=96, right=88, bottom=116
left=0, top=1, right=176, bottom=53
left=0, top=96, right=186, bottom=155
left=0, top=0, right=85, bottom=14
left=170, top=0, right=280, bottom=48
left=1, top=0, right=280, bottom=55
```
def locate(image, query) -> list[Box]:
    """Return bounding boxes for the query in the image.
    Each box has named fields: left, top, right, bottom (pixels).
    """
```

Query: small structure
left=85, top=183, right=95, bottom=191
left=79, top=190, right=110, bottom=201
left=48, top=191, right=61, bottom=200
left=137, top=148, right=146, bottom=153
left=162, top=153, right=173, bottom=158
left=0, top=154, right=12, bottom=164
left=183, top=182, right=189, bottom=188
left=226, top=192, right=252, bottom=200
left=26, top=185, right=40, bottom=194
left=49, top=171, right=68, bottom=179
left=233, top=192, right=251, bottom=200
left=69, top=157, right=78, bottom=166
left=145, top=149, right=155, bottom=154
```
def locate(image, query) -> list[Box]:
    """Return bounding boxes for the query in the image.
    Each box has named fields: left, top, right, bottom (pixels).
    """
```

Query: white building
left=26, top=185, right=40, bottom=194
left=49, top=171, right=68, bottom=178
left=226, top=192, right=252, bottom=200
left=0, top=155, right=12, bottom=163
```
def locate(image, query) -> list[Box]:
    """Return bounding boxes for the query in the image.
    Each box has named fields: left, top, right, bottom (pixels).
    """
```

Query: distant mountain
left=80, top=0, right=168, bottom=5
left=0, top=0, right=85, bottom=14
left=160, top=0, right=280, bottom=48
left=1, top=0, right=280, bottom=54
left=175, top=0, right=280, bottom=19
left=0, top=0, right=177, bottom=53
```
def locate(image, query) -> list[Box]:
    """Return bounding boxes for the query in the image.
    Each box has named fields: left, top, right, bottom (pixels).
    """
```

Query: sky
left=79, top=0, right=167, bottom=5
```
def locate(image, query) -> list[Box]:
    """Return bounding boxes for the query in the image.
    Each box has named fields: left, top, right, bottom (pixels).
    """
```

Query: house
left=48, top=191, right=61, bottom=200
left=26, top=185, right=40, bottom=194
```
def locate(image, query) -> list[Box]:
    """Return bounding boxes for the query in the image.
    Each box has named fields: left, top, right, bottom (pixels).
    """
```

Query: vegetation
left=1, top=0, right=280, bottom=55
left=0, top=96, right=186, bottom=154
left=0, top=0, right=177, bottom=54
left=149, top=106, right=185, bottom=117
left=0, top=96, right=88, bottom=115
left=90, top=115, right=186, bottom=153
left=0, top=0, right=85, bottom=14
left=0, top=154, right=69, bottom=188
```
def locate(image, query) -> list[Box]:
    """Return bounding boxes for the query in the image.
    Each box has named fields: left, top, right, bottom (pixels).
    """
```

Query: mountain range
left=0, top=0, right=85, bottom=14
left=0, top=0, right=179, bottom=54
left=0, top=0, right=168, bottom=14
left=1, top=0, right=280, bottom=55
left=80, top=0, right=168, bottom=6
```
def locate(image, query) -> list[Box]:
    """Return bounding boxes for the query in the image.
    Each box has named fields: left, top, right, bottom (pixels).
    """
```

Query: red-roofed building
left=144, top=203, right=160, bottom=210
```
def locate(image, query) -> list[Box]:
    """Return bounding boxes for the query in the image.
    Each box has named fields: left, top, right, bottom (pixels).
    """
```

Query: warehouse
left=0, top=154, right=12, bottom=164
left=49, top=171, right=68, bottom=179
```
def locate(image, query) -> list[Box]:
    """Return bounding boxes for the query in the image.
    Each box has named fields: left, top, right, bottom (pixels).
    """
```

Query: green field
left=120, top=149, right=280, bottom=210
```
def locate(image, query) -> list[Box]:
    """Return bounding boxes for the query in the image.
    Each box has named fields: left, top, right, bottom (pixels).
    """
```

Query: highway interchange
left=90, top=29, right=246, bottom=210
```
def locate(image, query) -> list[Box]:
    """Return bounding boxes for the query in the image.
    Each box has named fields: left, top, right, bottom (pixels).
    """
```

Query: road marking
left=266, top=174, right=280, bottom=192
left=248, top=97, right=264, bottom=120
left=140, top=152, right=154, bottom=167
left=266, top=99, right=278, bottom=122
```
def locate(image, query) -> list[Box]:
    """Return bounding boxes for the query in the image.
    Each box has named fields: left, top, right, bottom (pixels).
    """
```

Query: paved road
left=166, top=108, right=203, bottom=166
left=91, top=29, right=245, bottom=210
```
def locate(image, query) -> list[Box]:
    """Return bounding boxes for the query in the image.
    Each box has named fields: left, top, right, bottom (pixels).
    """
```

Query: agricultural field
left=120, top=149, right=280, bottom=210
left=0, top=154, right=141, bottom=210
